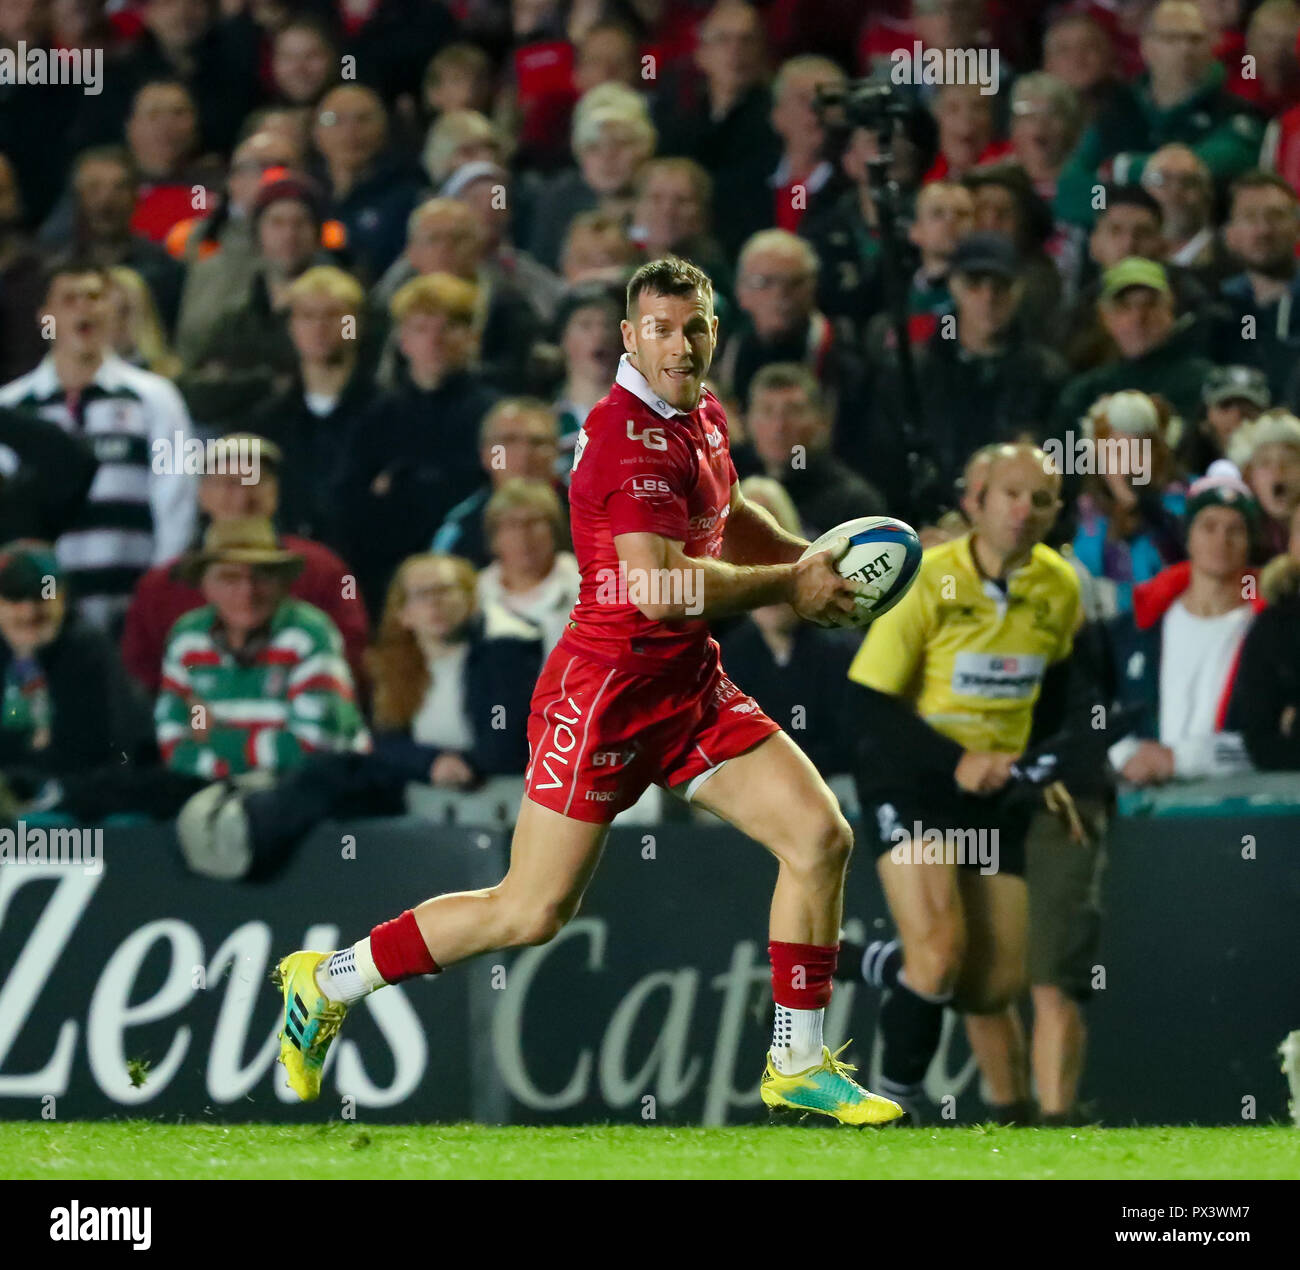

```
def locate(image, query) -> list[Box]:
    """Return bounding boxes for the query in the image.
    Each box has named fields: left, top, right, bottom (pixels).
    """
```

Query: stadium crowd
left=0, top=0, right=1299, bottom=886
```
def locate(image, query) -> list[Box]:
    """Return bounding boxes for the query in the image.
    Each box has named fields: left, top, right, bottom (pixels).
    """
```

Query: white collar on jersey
left=615, top=354, right=689, bottom=420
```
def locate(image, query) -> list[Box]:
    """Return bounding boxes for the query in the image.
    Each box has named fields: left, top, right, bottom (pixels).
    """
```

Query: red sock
left=370, top=910, right=441, bottom=983
left=769, top=940, right=838, bottom=1009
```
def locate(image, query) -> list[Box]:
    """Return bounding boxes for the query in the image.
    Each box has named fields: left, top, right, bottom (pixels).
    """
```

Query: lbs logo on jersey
left=624, top=473, right=675, bottom=503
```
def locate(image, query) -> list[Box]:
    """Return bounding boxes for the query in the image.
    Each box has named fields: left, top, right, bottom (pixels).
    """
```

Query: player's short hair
left=484, top=478, right=565, bottom=544
left=625, top=255, right=714, bottom=319
left=479, top=397, right=558, bottom=446
left=390, top=271, right=478, bottom=324
left=748, top=362, right=826, bottom=416
left=286, top=265, right=364, bottom=311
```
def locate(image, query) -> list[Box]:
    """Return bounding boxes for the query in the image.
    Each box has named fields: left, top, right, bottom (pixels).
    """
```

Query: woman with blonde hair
left=107, top=266, right=181, bottom=378
left=367, top=553, right=542, bottom=787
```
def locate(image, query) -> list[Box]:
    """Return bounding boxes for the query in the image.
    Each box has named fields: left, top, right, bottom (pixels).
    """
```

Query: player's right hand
left=954, top=750, right=1018, bottom=795
left=789, top=539, right=864, bottom=627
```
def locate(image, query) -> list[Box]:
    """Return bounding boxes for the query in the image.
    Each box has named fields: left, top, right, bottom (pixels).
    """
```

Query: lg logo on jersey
left=627, top=421, right=667, bottom=450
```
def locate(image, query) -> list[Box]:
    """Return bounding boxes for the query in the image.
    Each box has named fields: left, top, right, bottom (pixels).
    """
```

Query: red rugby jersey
left=558, top=356, right=738, bottom=677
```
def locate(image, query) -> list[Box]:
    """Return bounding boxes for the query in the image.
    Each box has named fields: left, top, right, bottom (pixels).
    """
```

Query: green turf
left=2, top=1123, right=1297, bottom=1180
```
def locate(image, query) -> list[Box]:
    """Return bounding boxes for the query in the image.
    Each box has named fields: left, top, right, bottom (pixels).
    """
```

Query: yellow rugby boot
left=273, top=951, right=349, bottom=1102
left=760, top=1042, right=905, bottom=1126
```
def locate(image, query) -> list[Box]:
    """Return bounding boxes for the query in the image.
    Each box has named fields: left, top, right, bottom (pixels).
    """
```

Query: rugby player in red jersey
left=274, top=257, right=903, bottom=1125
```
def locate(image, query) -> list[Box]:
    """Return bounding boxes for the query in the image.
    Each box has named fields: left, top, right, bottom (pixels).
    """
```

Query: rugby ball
left=798, top=515, right=923, bottom=628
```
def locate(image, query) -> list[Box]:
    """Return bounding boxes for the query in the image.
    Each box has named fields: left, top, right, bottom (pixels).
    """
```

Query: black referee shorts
left=857, top=780, right=1033, bottom=878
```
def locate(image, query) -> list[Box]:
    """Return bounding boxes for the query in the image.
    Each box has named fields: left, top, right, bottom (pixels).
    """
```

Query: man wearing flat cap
left=156, top=516, right=367, bottom=780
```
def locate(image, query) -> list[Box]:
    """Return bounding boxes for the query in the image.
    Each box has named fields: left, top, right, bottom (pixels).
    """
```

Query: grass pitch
left=2, top=1122, right=1297, bottom=1180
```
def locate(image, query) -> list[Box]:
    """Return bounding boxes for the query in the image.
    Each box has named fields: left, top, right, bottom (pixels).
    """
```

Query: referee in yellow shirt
left=845, top=442, right=1082, bottom=1122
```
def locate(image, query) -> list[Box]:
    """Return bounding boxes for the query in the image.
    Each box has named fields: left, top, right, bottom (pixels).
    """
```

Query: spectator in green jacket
left=156, top=517, right=367, bottom=780
left=1054, top=257, right=1214, bottom=434
left=1055, top=1, right=1264, bottom=227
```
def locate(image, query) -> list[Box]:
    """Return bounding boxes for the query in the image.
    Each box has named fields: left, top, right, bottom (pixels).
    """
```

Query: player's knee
left=496, top=891, right=581, bottom=947
left=784, top=810, right=853, bottom=882
left=960, top=961, right=1027, bottom=1014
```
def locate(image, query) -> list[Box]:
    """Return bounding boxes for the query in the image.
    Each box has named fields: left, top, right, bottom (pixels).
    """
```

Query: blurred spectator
left=0, top=154, right=46, bottom=381
left=92, top=0, right=261, bottom=157
left=0, top=264, right=197, bottom=632
left=433, top=397, right=564, bottom=568
left=653, top=0, right=780, bottom=259
left=924, top=83, right=1015, bottom=182
left=375, top=196, right=541, bottom=391
left=1140, top=143, right=1236, bottom=284
left=106, top=265, right=180, bottom=377
left=961, top=164, right=1064, bottom=341
left=628, top=158, right=732, bottom=298
left=718, top=475, right=859, bottom=777
left=720, top=229, right=864, bottom=427
left=1055, top=0, right=1264, bottom=228
left=1061, top=185, right=1211, bottom=370
left=423, top=44, right=496, bottom=123
left=443, top=160, right=564, bottom=326
left=180, top=169, right=331, bottom=426
left=1228, top=500, right=1300, bottom=768
left=171, top=130, right=306, bottom=368
left=1055, top=258, right=1215, bottom=434
left=422, top=109, right=509, bottom=190
left=269, top=16, right=340, bottom=109
left=156, top=517, right=367, bottom=780
left=559, top=208, right=638, bottom=284
left=528, top=83, right=656, bottom=270
left=0, top=407, right=98, bottom=544
left=326, top=0, right=455, bottom=109
left=476, top=479, right=578, bottom=655
left=1215, top=172, right=1300, bottom=399
left=767, top=55, right=845, bottom=234
left=118, top=80, right=221, bottom=245
left=367, top=553, right=541, bottom=788
left=0, top=543, right=150, bottom=786
left=1227, top=409, right=1300, bottom=557
left=312, top=84, right=426, bottom=281
left=868, top=178, right=975, bottom=356
left=574, top=20, right=642, bottom=97
left=121, top=434, right=370, bottom=696
left=334, top=273, right=500, bottom=616
left=246, top=266, right=375, bottom=546
left=49, top=147, right=183, bottom=334
left=1009, top=73, right=1085, bottom=203
left=738, top=363, right=884, bottom=537
left=1224, top=0, right=1300, bottom=116
left=1042, top=9, right=1125, bottom=123
left=1178, top=364, right=1270, bottom=474
left=546, top=282, right=623, bottom=457
left=1106, top=473, right=1259, bottom=783
left=872, top=233, right=1069, bottom=516
left=1072, top=391, right=1188, bottom=618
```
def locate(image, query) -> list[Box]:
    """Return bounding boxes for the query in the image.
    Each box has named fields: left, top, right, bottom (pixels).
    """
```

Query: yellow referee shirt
left=848, top=534, right=1082, bottom=754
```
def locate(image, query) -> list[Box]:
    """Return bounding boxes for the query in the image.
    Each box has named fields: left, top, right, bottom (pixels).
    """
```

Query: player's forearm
left=648, top=547, right=794, bottom=621
left=721, top=499, right=808, bottom=566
